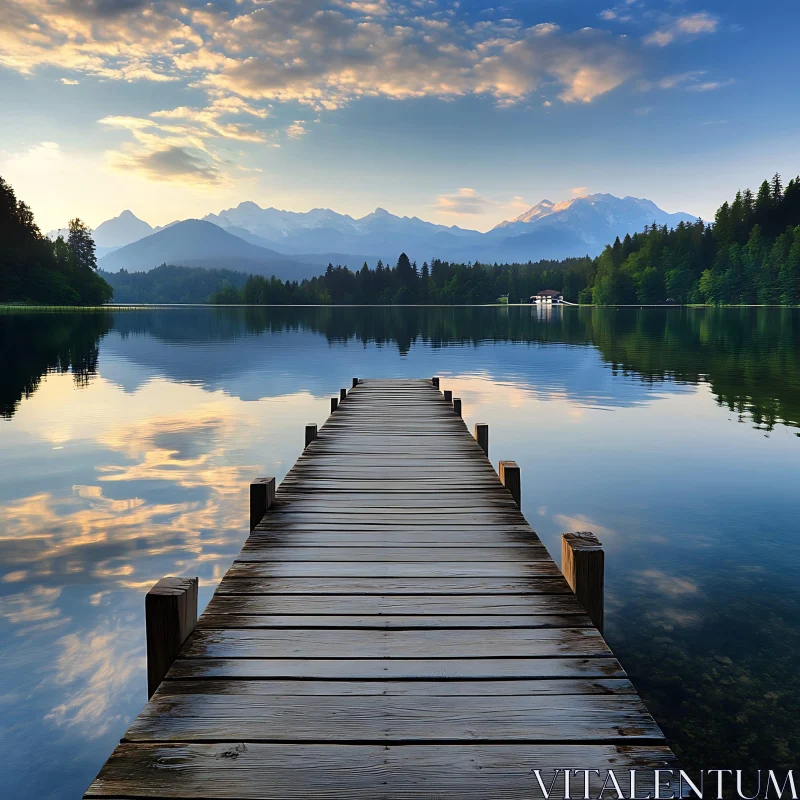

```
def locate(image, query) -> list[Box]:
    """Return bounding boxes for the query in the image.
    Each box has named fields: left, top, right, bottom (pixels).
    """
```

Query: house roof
left=533, top=289, right=562, bottom=297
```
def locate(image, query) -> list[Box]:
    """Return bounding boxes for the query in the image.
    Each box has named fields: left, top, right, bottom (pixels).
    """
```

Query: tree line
left=210, top=253, right=595, bottom=305
left=588, top=173, right=800, bottom=305
left=0, top=176, right=113, bottom=305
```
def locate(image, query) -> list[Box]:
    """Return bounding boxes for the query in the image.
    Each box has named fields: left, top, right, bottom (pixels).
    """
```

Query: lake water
left=1, top=305, right=799, bottom=797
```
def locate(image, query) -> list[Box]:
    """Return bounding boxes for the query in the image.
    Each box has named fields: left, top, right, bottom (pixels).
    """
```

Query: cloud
left=645, top=11, right=719, bottom=47
left=107, top=145, right=222, bottom=184
left=285, top=121, right=308, bottom=138
left=638, top=569, right=699, bottom=598
left=645, top=71, right=733, bottom=94
left=99, top=95, right=273, bottom=183
left=1, top=0, right=639, bottom=186
left=686, top=79, right=734, bottom=92
left=505, top=195, right=530, bottom=212
left=0, top=0, right=200, bottom=81
left=552, top=513, right=614, bottom=540
left=571, top=186, right=589, bottom=196
left=435, top=187, right=494, bottom=215
left=59, top=77, right=79, bottom=85
left=1, top=1, right=635, bottom=108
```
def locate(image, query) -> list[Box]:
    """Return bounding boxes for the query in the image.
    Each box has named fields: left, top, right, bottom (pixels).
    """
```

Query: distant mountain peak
left=492, top=193, right=694, bottom=234
left=92, top=209, right=153, bottom=249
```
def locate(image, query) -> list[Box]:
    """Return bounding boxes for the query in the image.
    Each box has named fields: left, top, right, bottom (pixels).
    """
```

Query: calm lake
left=1, top=305, right=799, bottom=797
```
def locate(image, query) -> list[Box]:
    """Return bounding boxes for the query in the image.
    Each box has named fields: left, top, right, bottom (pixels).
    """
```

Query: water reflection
left=0, top=307, right=799, bottom=796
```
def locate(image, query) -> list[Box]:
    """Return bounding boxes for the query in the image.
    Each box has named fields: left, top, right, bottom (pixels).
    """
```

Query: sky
left=0, top=0, right=798, bottom=232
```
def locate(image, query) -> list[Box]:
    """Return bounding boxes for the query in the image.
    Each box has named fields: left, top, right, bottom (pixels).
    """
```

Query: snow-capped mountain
left=93, top=194, right=697, bottom=276
left=490, top=194, right=696, bottom=245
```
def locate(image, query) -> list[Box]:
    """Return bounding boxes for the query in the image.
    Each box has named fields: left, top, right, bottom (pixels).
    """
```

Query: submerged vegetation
left=0, top=177, right=113, bottom=306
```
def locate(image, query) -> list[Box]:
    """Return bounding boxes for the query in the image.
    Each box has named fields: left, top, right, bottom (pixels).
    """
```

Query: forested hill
left=586, top=174, right=800, bottom=305
left=0, top=176, right=112, bottom=305
left=101, top=265, right=249, bottom=304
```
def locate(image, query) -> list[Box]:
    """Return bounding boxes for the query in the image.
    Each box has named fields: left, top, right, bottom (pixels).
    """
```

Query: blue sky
left=0, top=0, right=798, bottom=231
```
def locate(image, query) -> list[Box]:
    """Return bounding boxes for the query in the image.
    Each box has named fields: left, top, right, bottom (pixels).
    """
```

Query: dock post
left=499, top=460, right=521, bottom=508
left=340, top=388, right=347, bottom=402
left=250, top=476, right=276, bottom=532
left=432, top=376, right=440, bottom=388
left=352, top=378, right=359, bottom=388
left=453, top=397, right=462, bottom=417
left=305, top=424, right=317, bottom=449
left=474, top=423, right=488, bottom=456
left=561, top=532, right=604, bottom=633
left=146, top=577, right=198, bottom=699
left=444, top=389, right=452, bottom=402
left=331, top=397, right=338, bottom=413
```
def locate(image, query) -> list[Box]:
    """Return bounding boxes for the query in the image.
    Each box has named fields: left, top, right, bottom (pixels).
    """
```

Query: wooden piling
left=431, top=376, right=440, bottom=388
left=340, top=388, right=347, bottom=402
left=352, top=378, right=359, bottom=388
left=562, top=532, right=604, bottom=633
left=474, top=422, right=488, bottom=456
left=250, top=477, right=276, bottom=532
left=331, top=397, right=338, bottom=413
left=444, top=389, right=452, bottom=402
left=304, top=424, right=317, bottom=449
left=499, top=460, right=520, bottom=508
left=145, top=577, right=198, bottom=699
left=453, top=397, right=462, bottom=417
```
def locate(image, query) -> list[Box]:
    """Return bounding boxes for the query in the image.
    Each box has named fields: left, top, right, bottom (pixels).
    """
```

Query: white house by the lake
left=531, top=289, right=564, bottom=304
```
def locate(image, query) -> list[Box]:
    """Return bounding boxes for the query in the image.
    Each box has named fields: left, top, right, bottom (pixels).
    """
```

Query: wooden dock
left=85, top=378, right=675, bottom=798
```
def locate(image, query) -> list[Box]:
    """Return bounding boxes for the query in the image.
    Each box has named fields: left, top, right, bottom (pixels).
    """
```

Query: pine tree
left=68, top=218, right=97, bottom=272
left=772, top=172, right=783, bottom=201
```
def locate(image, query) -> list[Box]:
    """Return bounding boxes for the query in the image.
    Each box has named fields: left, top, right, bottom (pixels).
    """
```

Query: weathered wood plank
left=85, top=743, right=678, bottom=799
left=214, top=576, right=572, bottom=594
left=155, top=678, right=637, bottom=696
left=180, top=627, right=611, bottom=658
left=235, top=546, right=551, bottom=561
left=166, top=656, right=628, bottom=680
left=202, top=593, right=588, bottom=616
left=195, top=613, right=592, bottom=629
left=124, top=694, right=663, bottom=743
left=225, top=561, right=563, bottom=578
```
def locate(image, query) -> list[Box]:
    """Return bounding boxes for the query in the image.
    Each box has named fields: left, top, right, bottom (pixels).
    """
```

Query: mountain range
left=51, top=194, right=697, bottom=278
